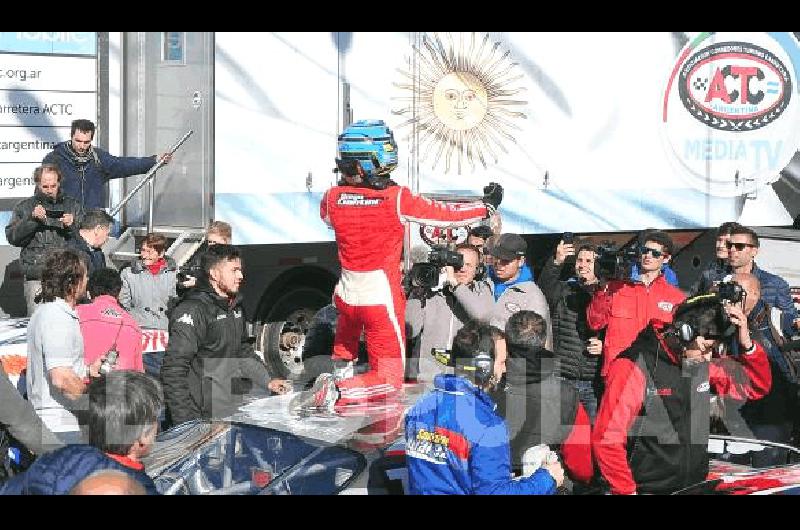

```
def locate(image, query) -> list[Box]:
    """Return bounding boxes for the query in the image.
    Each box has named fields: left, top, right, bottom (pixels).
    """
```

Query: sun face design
left=393, top=32, right=527, bottom=174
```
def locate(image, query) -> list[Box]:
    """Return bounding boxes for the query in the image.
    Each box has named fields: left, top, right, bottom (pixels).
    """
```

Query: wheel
left=259, top=321, right=306, bottom=379
left=257, top=286, right=331, bottom=379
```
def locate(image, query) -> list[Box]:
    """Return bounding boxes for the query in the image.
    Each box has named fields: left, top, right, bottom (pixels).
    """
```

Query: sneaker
left=288, top=373, right=339, bottom=413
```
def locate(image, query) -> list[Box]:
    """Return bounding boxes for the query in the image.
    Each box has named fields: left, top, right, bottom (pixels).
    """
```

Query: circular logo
left=678, top=42, right=791, bottom=131
left=662, top=33, right=800, bottom=197
left=419, top=225, right=469, bottom=246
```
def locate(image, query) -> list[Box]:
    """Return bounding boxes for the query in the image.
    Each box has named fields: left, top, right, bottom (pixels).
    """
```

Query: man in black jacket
left=161, top=244, right=290, bottom=426
left=5, top=164, right=83, bottom=315
left=538, top=239, right=603, bottom=421
left=494, top=310, right=593, bottom=486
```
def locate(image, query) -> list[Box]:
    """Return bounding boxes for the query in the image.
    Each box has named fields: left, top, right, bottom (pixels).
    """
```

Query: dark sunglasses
left=725, top=242, right=756, bottom=251
left=640, top=247, right=665, bottom=258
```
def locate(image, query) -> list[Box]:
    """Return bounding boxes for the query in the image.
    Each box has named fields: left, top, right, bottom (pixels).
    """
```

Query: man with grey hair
left=0, top=371, right=162, bottom=495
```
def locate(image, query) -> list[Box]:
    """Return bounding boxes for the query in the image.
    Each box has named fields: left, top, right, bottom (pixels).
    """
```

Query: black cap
left=486, top=233, right=527, bottom=260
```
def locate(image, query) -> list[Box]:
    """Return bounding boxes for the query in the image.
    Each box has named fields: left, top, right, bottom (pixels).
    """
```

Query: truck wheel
left=259, top=321, right=306, bottom=379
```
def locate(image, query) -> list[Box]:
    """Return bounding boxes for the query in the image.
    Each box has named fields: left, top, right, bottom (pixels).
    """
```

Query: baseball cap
left=486, top=233, right=527, bottom=260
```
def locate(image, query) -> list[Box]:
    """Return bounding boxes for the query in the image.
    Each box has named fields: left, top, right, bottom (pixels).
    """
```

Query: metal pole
left=109, top=130, right=193, bottom=217
left=147, top=179, right=155, bottom=233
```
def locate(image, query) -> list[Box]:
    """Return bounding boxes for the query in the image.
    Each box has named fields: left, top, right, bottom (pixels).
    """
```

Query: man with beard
left=5, top=164, right=83, bottom=315
left=43, top=119, right=171, bottom=209
left=161, top=244, right=290, bottom=425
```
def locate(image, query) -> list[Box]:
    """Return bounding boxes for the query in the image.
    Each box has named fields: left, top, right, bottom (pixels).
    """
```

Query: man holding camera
left=5, top=164, right=83, bottom=316
left=587, top=229, right=685, bottom=379
left=592, top=294, right=771, bottom=494
left=538, top=237, right=603, bottom=420
left=719, top=273, right=797, bottom=464
left=406, top=243, right=494, bottom=384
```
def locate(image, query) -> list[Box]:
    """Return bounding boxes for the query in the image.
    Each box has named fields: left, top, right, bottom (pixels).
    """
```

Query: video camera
left=407, top=247, right=464, bottom=290
left=717, top=280, right=746, bottom=305
left=176, top=264, right=202, bottom=283
left=595, top=243, right=640, bottom=281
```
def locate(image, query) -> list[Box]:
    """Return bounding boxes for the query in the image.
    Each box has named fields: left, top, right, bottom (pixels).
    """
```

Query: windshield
left=144, top=421, right=366, bottom=495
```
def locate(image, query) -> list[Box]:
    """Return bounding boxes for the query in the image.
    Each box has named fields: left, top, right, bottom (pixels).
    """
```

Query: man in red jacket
left=587, top=229, right=685, bottom=378
left=592, top=294, right=772, bottom=495
left=294, top=120, right=502, bottom=410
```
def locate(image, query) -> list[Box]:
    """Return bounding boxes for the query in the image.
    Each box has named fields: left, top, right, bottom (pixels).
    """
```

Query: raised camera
left=595, top=244, right=639, bottom=280
left=717, top=280, right=745, bottom=304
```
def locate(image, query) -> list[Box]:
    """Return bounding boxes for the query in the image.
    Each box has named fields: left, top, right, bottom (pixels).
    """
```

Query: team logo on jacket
left=505, top=302, right=521, bottom=313
left=337, top=193, right=382, bottom=206
left=177, top=313, right=194, bottom=326
left=234, top=309, right=242, bottom=319
left=696, top=381, right=710, bottom=393
left=657, top=301, right=674, bottom=312
left=216, top=314, right=227, bottom=320
left=101, top=307, right=122, bottom=318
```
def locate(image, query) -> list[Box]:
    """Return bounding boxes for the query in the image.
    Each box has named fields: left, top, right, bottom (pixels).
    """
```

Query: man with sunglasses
left=726, top=225, right=799, bottom=335
left=688, top=221, right=741, bottom=297
left=587, top=229, right=685, bottom=379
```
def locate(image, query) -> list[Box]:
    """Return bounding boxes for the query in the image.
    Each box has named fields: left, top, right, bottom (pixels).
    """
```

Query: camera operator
left=406, top=244, right=494, bottom=384
left=717, top=274, right=797, bottom=465
left=592, top=294, right=771, bottom=494
left=688, top=221, right=740, bottom=296
left=5, top=164, right=83, bottom=316
left=587, top=229, right=685, bottom=379
left=538, top=237, right=603, bottom=421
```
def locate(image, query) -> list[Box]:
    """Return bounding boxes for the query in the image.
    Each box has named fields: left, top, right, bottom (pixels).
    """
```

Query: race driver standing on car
left=292, top=120, right=502, bottom=411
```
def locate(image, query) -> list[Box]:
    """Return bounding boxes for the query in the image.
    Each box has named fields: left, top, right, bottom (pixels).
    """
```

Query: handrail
left=109, top=130, right=194, bottom=218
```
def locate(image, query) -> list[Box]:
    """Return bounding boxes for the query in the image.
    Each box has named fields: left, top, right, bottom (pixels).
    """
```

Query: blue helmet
left=336, top=119, right=398, bottom=178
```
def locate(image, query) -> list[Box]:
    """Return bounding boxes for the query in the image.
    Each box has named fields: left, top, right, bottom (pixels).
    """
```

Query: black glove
left=483, top=182, right=504, bottom=209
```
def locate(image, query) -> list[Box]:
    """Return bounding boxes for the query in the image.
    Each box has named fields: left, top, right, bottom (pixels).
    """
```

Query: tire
left=258, top=286, right=331, bottom=379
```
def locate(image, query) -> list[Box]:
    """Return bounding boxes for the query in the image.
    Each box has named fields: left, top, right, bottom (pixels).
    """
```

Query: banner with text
left=0, top=32, right=97, bottom=199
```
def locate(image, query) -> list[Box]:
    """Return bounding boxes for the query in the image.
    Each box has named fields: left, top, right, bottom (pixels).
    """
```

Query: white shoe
left=289, top=373, right=339, bottom=412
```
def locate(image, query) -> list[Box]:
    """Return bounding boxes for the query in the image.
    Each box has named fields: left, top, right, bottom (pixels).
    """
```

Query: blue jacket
left=752, top=263, right=798, bottom=336
left=0, top=444, right=158, bottom=495
left=405, top=374, right=557, bottom=495
left=43, top=142, right=156, bottom=209
left=490, top=263, right=534, bottom=300
left=630, top=263, right=679, bottom=287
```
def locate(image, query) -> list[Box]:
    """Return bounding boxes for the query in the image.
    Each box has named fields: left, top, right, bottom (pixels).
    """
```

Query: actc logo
left=679, top=42, right=791, bottom=132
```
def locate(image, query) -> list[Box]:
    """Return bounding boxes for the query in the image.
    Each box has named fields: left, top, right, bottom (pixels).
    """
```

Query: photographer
left=592, top=294, right=771, bottom=495
left=538, top=237, right=603, bottom=421
left=718, top=274, right=797, bottom=465
left=5, top=164, right=83, bottom=316
left=587, top=229, right=685, bottom=379
left=406, top=244, right=494, bottom=384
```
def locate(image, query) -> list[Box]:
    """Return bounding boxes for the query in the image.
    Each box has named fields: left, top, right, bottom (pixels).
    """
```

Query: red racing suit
left=320, top=183, right=488, bottom=405
left=592, top=323, right=771, bottom=494
left=587, top=275, right=685, bottom=377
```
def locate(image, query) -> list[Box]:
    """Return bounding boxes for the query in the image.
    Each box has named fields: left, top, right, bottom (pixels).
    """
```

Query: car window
left=147, top=421, right=365, bottom=495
